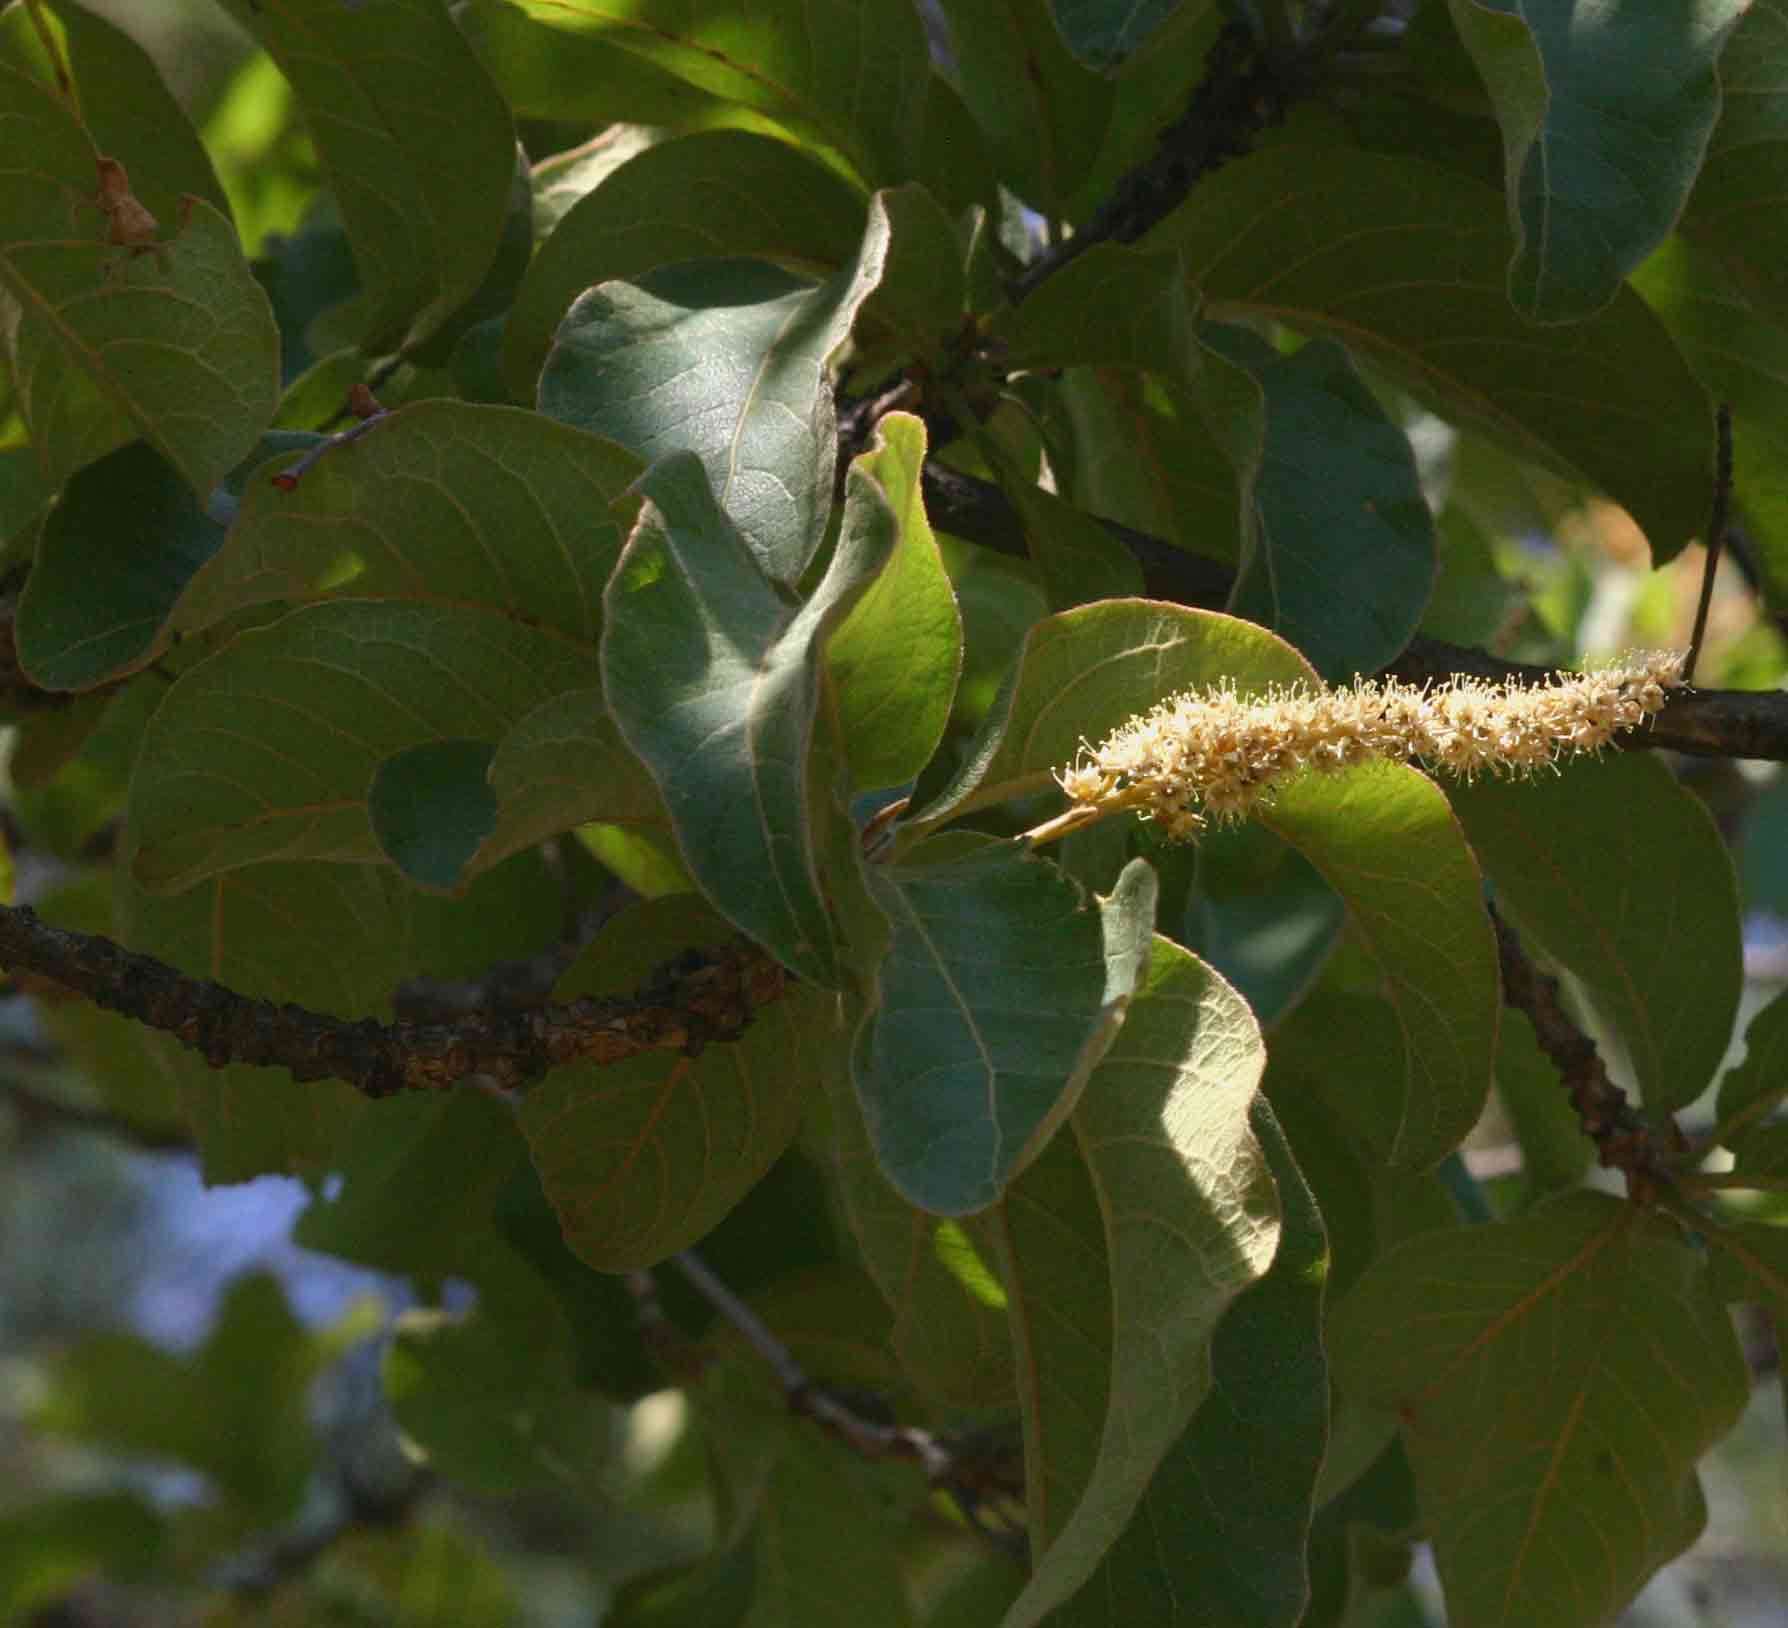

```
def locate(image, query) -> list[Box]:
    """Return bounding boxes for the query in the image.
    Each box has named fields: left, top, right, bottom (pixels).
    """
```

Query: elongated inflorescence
left=1054, top=652, right=1687, bottom=839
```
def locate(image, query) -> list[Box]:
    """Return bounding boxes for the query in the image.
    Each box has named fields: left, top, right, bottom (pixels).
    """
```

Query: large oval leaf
left=915, top=602, right=1314, bottom=832
left=997, top=928, right=1280, bottom=1626
left=504, top=129, right=866, bottom=402
left=1448, top=750, right=1742, bottom=1116
left=0, top=60, right=277, bottom=494
left=500, top=0, right=930, bottom=185
left=540, top=239, right=887, bottom=585
left=217, top=0, right=516, bottom=352
left=521, top=895, right=841, bottom=1270
left=1261, top=760, right=1500, bottom=1169
left=1151, top=145, right=1713, bottom=559
left=1448, top=0, right=1744, bottom=321
left=128, top=600, right=595, bottom=892
left=1331, top=1192, right=1747, bottom=1628
left=853, top=841, right=1144, bottom=1215
left=602, top=455, right=897, bottom=986
left=179, top=401, right=643, bottom=646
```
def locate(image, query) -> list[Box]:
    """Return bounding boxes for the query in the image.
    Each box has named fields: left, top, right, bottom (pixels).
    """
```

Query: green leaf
left=1633, top=234, right=1788, bottom=615
left=1716, top=982, right=1788, bottom=1132
left=1705, top=1218, right=1788, bottom=1321
left=384, top=1247, right=603, bottom=1494
left=826, top=413, right=963, bottom=792
left=522, top=894, right=842, bottom=1269
left=1447, top=0, right=1745, bottom=321
left=498, top=0, right=930, bottom=185
left=478, top=688, right=669, bottom=865
left=853, top=843, right=1146, bottom=1215
left=115, top=854, right=406, bottom=1179
left=938, top=0, right=1114, bottom=216
left=1260, top=760, right=1499, bottom=1169
left=1048, top=0, right=1186, bottom=69
left=1047, top=1102, right=1326, bottom=1628
left=855, top=183, right=968, bottom=359
left=994, top=244, right=1198, bottom=377
left=0, top=60, right=278, bottom=494
left=504, top=130, right=867, bottom=404
left=998, top=928, right=1280, bottom=1625
left=295, top=1091, right=529, bottom=1277
left=38, top=1272, right=348, bottom=1524
left=0, top=1493, right=164, bottom=1622
left=183, top=400, right=641, bottom=642
left=1448, top=751, right=1742, bottom=1116
left=367, top=739, right=499, bottom=891
left=1330, top=1192, right=1748, bottom=1628
left=128, top=601, right=594, bottom=892
left=1183, top=822, right=1346, bottom=1027
left=1151, top=145, right=1714, bottom=560
left=217, top=0, right=516, bottom=353
left=541, top=239, right=887, bottom=585
left=0, top=1, right=231, bottom=221
left=824, top=1058, right=1017, bottom=1405
left=917, top=604, right=1314, bottom=831
left=1210, top=332, right=1436, bottom=683
left=1493, top=1008, right=1593, bottom=1205
left=1681, top=1, right=1788, bottom=327
left=603, top=454, right=895, bottom=984
left=17, top=438, right=224, bottom=690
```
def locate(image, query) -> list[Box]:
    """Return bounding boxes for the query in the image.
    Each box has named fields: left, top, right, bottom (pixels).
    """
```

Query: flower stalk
left=1036, top=652, right=1687, bottom=844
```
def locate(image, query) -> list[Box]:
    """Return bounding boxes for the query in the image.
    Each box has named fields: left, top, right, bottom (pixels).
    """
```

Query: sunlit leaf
left=505, top=130, right=867, bottom=403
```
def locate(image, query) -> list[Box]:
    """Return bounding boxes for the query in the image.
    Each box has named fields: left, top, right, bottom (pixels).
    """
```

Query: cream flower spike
left=1037, top=651, right=1686, bottom=845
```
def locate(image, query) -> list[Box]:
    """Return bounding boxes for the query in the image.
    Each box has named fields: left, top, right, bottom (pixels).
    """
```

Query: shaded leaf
left=522, top=895, right=842, bottom=1269
left=824, top=1058, right=1017, bottom=1405
left=855, top=183, right=968, bottom=360
left=603, top=454, right=895, bottom=985
left=115, top=854, right=405, bottom=1179
left=939, top=0, right=1114, bottom=215
left=999, top=926, right=1279, bottom=1625
left=541, top=235, right=888, bottom=584
left=1449, top=751, right=1741, bottom=1116
left=1047, top=1101, right=1325, bottom=1628
left=854, top=840, right=1137, bottom=1215
left=1716, top=982, right=1788, bottom=1131
left=218, top=0, right=516, bottom=353
left=1261, top=760, right=1499, bottom=1169
left=500, top=0, right=930, bottom=185
left=183, top=400, right=643, bottom=643
left=367, top=739, right=499, bottom=892
left=0, top=59, right=278, bottom=493
left=1330, top=1192, right=1748, bottom=1628
left=478, top=688, right=668, bottom=865
left=995, top=243, right=1198, bottom=378
left=1448, top=0, right=1744, bottom=320
left=1049, top=0, right=1186, bottom=69
left=296, top=1091, right=529, bottom=1278
left=505, top=130, right=867, bottom=403
left=1210, top=331, right=1436, bottom=683
left=826, top=413, right=963, bottom=792
left=129, top=601, right=594, bottom=892
left=1681, top=0, right=1788, bottom=327
left=1152, top=145, right=1713, bottom=559
left=1705, top=1218, right=1788, bottom=1322
left=1633, top=234, right=1788, bottom=616
left=917, top=603, right=1313, bottom=831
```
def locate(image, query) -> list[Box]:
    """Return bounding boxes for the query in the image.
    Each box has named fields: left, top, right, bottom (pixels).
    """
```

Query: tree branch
left=0, top=904, right=788, bottom=1098
left=923, top=465, right=1788, bottom=764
